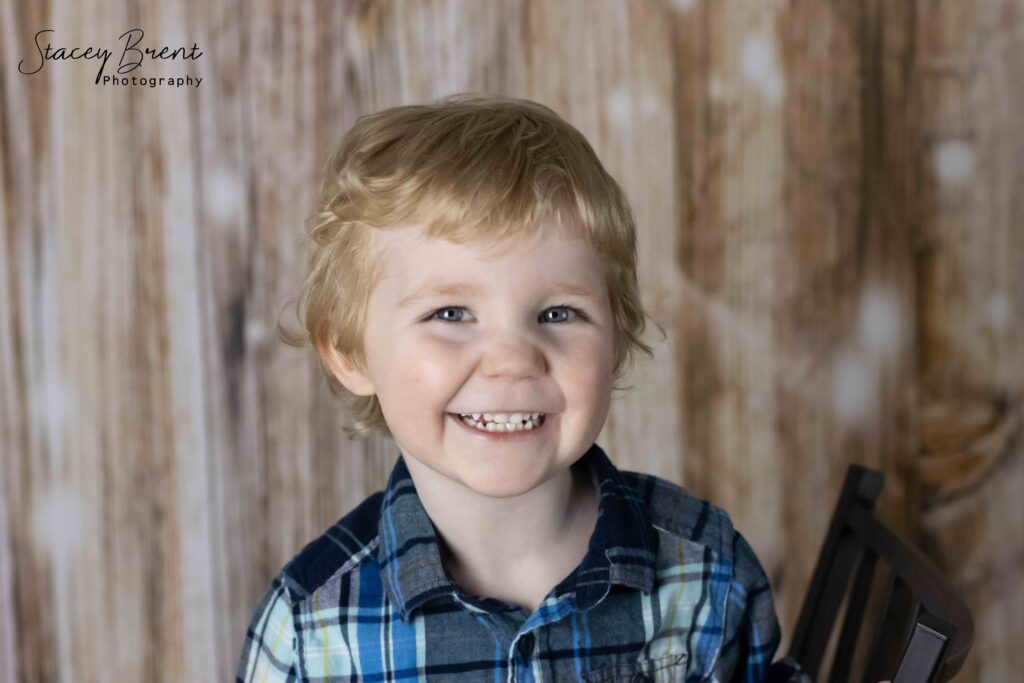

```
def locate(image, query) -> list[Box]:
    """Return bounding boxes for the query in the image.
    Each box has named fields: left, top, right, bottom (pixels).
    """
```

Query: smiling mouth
left=447, top=412, right=548, bottom=433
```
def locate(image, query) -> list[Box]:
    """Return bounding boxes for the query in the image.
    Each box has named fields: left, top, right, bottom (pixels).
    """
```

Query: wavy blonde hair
left=278, top=93, right=665, bottom=440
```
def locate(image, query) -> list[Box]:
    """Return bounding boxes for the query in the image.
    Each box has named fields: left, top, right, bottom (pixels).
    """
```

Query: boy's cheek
left=393, top=334, right=468, bottom=363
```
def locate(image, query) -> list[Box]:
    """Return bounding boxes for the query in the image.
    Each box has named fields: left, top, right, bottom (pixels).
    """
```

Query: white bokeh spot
left=32, top=485, right=84, bottom=559
left=934, top=141, right=974, bottom=184
left=742, top=35, right=784, bottom=104
left=205, top=166, right=243, bottom=223
left=245, top=318, right=268, bottom=349
left=987, top=293, right=1009, bottom=330
left=859, top=288, right=901, bottom=360
left=709, top=76, right=727, bottom=100
left=31, top=372, right=76, bottom=439
left=607, top=88, right=632, bottom=129
left=833, top=350, right=876, bottom=426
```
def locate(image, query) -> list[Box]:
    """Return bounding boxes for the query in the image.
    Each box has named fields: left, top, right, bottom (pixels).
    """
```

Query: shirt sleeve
left=236, top=574, right=299, bottom=682
left=715, top=530, right=782, bottom=683
left=763, top=657, right=815, bottom=683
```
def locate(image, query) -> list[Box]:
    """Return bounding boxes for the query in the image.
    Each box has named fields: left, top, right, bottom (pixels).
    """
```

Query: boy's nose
left=478, top=335, right=546, bottom=379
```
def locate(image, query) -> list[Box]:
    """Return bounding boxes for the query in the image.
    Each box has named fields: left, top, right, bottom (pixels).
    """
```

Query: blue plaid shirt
left=237, top=443, right=806, bottom=682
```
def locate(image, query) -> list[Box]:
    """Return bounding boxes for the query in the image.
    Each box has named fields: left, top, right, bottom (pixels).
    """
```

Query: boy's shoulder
left=274, top=489, right=387, bottom=602
left=616, top=468, right=740, bottom=564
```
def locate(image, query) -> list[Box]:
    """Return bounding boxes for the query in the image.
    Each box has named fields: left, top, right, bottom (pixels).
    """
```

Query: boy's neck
left=408, top=458, right=599, bottom=611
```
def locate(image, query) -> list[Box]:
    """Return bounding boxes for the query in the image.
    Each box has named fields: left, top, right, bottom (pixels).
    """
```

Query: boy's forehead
left=368, top=221, right=604, bottom=297
left=371, top=220, right=553, bottom=272
left=373, top=219, right=548, bottom=252
left=383, top=208, right=586, bottom=251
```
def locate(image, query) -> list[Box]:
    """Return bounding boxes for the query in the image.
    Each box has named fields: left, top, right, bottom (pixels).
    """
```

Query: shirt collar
left=376, top=442, right=659, bottom=622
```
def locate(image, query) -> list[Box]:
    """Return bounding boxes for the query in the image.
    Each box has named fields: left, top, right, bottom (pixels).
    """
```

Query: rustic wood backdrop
left=1, top=0, right=1021, bottom=681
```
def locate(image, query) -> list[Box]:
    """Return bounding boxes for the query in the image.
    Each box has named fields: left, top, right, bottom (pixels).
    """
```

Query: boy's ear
left=317, top=341, right=377, bottom=397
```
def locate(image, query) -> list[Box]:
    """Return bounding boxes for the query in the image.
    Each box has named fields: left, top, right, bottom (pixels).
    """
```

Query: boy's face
left=323, top=216, right=615, bottom=499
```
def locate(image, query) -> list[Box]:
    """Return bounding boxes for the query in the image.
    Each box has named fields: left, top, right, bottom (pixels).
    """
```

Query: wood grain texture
left=911, top=0, right=1024, bottom=679
left=0, top=1, right=1019, bottom=680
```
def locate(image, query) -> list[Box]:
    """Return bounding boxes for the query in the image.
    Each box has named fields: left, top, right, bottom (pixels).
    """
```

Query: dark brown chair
left=786, top=464, right=974, bottom=683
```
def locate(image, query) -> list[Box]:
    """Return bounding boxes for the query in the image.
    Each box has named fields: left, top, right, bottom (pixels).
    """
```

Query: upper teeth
left=459, top=412, right=543, bottom=423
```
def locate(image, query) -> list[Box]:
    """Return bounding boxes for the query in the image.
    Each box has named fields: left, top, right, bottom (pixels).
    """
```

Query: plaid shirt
left=237, top=443, right=808, bottom=682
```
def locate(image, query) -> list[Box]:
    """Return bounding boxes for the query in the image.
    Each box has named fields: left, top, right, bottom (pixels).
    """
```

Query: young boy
left=236, top=94, right=810, bottom=682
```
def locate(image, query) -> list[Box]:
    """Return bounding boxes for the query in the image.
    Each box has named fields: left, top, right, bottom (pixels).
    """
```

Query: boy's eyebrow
left=397, top=280, right=603, bottom=308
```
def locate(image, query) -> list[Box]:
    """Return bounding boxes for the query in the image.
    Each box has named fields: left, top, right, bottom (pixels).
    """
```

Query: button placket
left=507, top=632, right=535, bottom=683
left=516, top=632, right=534, bottom=661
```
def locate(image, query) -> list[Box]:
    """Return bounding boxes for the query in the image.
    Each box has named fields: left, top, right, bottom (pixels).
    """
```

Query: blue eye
left=425, top=304, right=589, bottom=324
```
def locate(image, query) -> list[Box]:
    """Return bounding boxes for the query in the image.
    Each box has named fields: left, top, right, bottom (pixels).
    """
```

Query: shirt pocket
left=580, top=652, right=689, bottom=683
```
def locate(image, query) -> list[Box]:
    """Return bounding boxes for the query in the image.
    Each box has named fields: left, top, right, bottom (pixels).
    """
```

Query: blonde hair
left=278, top=93, right=665, bottom=440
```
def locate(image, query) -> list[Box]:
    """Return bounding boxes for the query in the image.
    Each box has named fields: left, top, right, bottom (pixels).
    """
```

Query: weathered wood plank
left=0, top=1, right=1019, bottom=681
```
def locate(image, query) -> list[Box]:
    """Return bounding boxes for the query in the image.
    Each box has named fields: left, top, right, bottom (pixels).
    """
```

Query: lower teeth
left=457, top=415, right=543, bottom=432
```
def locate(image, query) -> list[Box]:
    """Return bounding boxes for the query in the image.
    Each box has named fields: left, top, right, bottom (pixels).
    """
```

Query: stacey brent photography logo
left=18, top=28, right=203, bottom=89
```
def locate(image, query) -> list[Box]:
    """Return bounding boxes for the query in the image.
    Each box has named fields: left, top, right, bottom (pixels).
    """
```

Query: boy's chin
left=457, top=477, right=549, bottom=499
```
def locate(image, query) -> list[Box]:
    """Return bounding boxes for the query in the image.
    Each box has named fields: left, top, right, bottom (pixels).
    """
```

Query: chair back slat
left=786, top=464, right=884, bottom=679
left=829, top=548, right=878, bottom=682
left=800, top=536, right=864, bottom=676
left=788, top=464, right=974, bottom=683
left=860, top=572, right=909, bottom=683
left=790, top=467, right=883, bottom=678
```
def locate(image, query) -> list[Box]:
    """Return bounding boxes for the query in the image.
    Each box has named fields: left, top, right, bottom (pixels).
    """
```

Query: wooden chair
left=785, top=464, right=974, bottom=682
